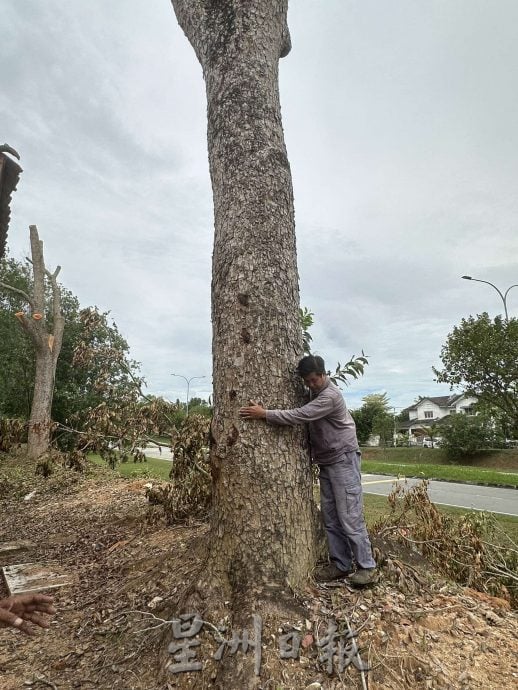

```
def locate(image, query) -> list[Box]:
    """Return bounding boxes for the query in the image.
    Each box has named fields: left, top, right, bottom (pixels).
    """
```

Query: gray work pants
left=319, top=450, right=376, bottom=571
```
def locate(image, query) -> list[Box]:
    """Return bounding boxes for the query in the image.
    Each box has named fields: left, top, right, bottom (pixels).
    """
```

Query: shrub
left=146, top=414, right=211, bottom=523
left=0, top=418, right=26, bottom=453
left=440, top=413, right=505, bottom=462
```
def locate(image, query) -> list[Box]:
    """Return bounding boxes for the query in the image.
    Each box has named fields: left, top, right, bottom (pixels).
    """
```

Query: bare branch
left=29, top=225, right=47, bottom=313
left=0, top=280, right=35, bottom=310
left=44, top=264, right=65, bottom=349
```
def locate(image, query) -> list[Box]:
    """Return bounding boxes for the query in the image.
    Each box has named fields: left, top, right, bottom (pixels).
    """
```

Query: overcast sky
left=2, top=0, right=517, bottom=411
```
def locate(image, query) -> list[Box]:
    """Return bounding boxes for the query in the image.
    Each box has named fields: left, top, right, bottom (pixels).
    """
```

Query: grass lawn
left=89, top=453, right=172, bottom=480
left=361, top=446, right=518, bottom=469
left=90, top=450, right=518, bottom=489
left=363, top=493, right=518, bottom=544
left=89, top=454, right=517, bottom=528
left=361, top=460, right=518, bottom=488
left=90, top=447, right=518, bottom=488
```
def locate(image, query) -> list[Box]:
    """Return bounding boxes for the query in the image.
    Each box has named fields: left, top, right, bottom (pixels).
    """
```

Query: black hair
left=296, top=355, right=326, bottom=377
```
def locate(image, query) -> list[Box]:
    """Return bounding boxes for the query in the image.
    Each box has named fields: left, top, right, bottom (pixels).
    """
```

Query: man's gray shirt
left=265, top=378, right=359, bottom=465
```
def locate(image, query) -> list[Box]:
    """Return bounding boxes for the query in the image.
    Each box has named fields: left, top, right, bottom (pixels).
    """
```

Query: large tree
left=0, top=256, right=141, bottom=449
left=0, top=258, right=35, bottom=418
left=170, top=0, right=317, bottom=607
left=0, top=226, right=65, bottom=459
left=351, top=393, right=392, bottom=446
left=434, top=313, right=518, bottom=436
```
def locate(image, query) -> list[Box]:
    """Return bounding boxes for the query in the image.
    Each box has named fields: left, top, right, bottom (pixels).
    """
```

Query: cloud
left=2, top=0, right=517, bottom=411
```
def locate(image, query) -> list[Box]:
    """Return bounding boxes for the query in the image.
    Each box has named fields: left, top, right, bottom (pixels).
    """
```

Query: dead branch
left=0, top=280, right=35, bottom=310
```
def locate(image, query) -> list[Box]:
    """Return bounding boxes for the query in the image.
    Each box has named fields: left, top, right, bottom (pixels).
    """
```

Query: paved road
left=143, top=446, right=174, bottom=460
left=143, top=447, right=517, bottom=517
left=362, top=473, right=518, bottom=517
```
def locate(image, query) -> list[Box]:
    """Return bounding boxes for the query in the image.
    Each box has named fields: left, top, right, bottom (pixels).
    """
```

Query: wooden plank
left=0, top=541, right=34, bottom=556
left=2, top=563, right=73, bottom=595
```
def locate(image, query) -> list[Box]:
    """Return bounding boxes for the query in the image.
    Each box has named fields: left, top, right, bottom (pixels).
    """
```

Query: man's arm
left=239, top=391, right=334, bottom=425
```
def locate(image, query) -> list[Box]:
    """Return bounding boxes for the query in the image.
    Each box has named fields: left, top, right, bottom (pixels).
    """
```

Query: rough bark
left=171, top=0, right=318, bottom=600
left=0, top=225, right=65, bottom=459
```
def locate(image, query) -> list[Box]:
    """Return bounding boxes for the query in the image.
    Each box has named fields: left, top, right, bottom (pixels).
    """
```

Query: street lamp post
left=171, top=373, right=205, bottom=416
left=461, top=276, right=518, bottom=321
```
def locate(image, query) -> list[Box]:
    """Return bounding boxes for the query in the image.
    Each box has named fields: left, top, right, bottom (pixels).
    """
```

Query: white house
left=398, top=394, right=478, bottom=444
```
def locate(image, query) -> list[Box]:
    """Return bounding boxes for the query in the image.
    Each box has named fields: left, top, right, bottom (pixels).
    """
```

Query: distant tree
left=352, top=393, right=392, bottom=446
left=68, top=307, right=141, bottom=413
left=58, top=307, right=145, bottom=453
left=372, top=410, right=395, bottom=447
left=0, top=226, right=65, bottom=459
left=350, top=408, right=371, bottom=446
left=434, top=313, right=518, bottom=436
left=397, top=408, right=410, bottom=422
left=363, top=393, right=391, bottom=413
left=0, top=257, right=82, bottom=421
left=0, top=258, right=34, bottom=418
left=420, top=422, right=441, bottom=448
left=0, top=255, right=142, bottom=451
left=440, top=412, right=506, bottom=462
left=185, top=397, right=213, bottom=418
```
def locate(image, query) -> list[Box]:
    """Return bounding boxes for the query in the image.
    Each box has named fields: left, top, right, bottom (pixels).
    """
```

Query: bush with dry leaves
left=374, top=480, right=518, bottom=606
left=146, top=413, right=211, bottom=523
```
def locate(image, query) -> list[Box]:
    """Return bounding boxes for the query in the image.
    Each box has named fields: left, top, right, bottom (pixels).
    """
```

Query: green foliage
left=299, top=307, right=314, bottom=355
left=0, top=258, right=35, bottom=417
left=420, top=422, right=441, bottom=449
left=184, top=397, right=212, bottom=418
left=63, top=307, right=142, bottom=422
left=434, top=313, right=518, bottom=436
left=351, top=393, right=393, bottom=446
left=362, top=393, right=390, bottom=412
left=440, top=412, right=506, bottom=462
left=328, top=353, right=369, bottom=387
left=397, top=409, right=410, bottom=422
left=372, top=412, right=395, bottom=447
left=0, top=256, right=143, bottom=433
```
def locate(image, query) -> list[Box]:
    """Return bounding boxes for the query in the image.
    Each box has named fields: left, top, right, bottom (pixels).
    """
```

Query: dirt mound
left=1, top=462, right=517, bottom=689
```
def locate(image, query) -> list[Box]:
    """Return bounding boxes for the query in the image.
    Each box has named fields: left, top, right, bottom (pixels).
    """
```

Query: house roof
left=408, top=394, right=463, bottom=410
left=0, top=151, right=23, bottom=260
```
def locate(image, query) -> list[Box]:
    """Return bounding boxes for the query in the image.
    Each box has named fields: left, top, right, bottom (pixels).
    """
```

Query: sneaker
left=347, top=568, right=378, bottom=586
left=314, top=563, right=353, bottom=582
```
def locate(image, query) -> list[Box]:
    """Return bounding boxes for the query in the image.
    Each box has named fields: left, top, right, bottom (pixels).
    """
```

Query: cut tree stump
left=2, top=563, right=73, bottom=595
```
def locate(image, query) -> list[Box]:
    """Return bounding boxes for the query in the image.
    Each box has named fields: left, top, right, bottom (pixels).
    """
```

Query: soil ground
left=1, top=454, right=517, bottom=690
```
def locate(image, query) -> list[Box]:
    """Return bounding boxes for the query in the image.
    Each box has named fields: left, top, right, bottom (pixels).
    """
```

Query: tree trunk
left=171, top=1, right=318, bottom=599
left=28, top=347, right=57, bottom=459
left=27, top=351, right=54, bottom=459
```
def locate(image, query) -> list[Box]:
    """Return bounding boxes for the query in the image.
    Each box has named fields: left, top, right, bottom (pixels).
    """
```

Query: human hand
left=239, top=400, right=267, bottom=420
left=0, top=594, right=56, bottom=636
